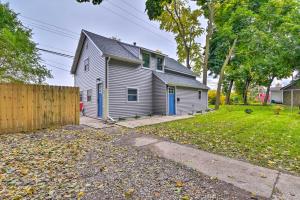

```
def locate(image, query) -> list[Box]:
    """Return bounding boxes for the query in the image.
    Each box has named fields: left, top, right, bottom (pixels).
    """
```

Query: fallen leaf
left=125, top=188, right=134, bottom=199
left=176, top=180, right=184, bottom=187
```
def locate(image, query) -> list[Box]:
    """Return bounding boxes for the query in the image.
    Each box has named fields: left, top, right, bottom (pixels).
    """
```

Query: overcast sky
left=3, top=0, right=293, bottom=88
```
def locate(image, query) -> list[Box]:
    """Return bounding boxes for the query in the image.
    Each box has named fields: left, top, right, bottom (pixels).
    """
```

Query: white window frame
left=87, top=89, right=92, bottom=102
left=198, top=90, right=202, bottom=100
left=127, top=87, right=138, bottom=102
left=156, top=56, right=164, bottom=72
left=142, top=52, right=151, bottom=69
left=84, top=58, right=89, bottom=72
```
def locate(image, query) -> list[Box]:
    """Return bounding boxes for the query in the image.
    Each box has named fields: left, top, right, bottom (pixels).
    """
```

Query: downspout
left=105, top=57, right=116, bottom=122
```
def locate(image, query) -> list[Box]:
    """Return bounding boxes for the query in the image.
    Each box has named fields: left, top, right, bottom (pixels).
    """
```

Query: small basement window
left=87, top=89, right=92, bottom=102
left=198, top=91, right=202, bottom=99
left=80, top=91, right=83, bottom=101
left=128, top=88, right=138, bottom=102
left=157, top=57, right=163, bottom=71
left=84, top=58, right=89, bottom=71
left=142, top=52, right=150, bottom=68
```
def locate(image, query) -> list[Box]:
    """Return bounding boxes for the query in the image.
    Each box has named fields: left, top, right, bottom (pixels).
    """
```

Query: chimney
left=133, top=42, right=136, bottom=46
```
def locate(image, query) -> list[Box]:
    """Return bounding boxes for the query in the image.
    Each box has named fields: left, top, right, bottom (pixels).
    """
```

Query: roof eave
left=105, top=54, right=143, bottom=64
left=168, top=83, right=209, bottom=90
left=71, top=31, right=86, bottom=74
left=164, top=67, right=196, bottom=77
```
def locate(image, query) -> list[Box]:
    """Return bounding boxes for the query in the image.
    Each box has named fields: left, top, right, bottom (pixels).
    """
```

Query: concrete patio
left=80, top=116, right=112, bottom=129
left=117, top=115, right=193, bottom=128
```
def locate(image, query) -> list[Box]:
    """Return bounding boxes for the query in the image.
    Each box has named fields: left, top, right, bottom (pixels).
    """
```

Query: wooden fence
left=0, top=83, right=80, bottom=134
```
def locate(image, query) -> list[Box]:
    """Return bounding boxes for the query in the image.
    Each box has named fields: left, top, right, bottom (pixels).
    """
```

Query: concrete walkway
left=80, top=116, right=112, bottom=129
left=117, top=115, right=193, bottom=128
left=133, top=136, right=300, bottom=199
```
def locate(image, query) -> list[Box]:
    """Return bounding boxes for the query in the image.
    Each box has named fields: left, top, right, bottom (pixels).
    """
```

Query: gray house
left=71, top=30, right=209, bottom=120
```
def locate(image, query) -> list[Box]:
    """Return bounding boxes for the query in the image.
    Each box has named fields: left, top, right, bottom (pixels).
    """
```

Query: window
left=80, top=91, right=83, bottom=102
left=84, top=58, right=89, bottom=72
left=142, top=52, right=150, bottom=68
left=128, top=88, right=138, bottom=102
left=157, top=57, right=163, bottom=71
left=198, top=91, right=202, bottom=99
left=87, top=89, right=92, bottom=102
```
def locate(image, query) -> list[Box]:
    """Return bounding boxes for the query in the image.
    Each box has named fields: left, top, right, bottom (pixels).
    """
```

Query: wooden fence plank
left=0, top=83, right=79, bottom=134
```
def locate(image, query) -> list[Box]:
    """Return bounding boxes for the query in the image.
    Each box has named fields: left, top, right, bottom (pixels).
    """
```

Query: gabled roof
left=71, top=30, right=198, bottom=79
left=281, top=78, right=300, bottom=90
left=71, top=30, right=142, bottom=74
left=165, top=57, right=196, bottom=77
left=270, top=86, right=282, bottom=91
left=153, top=71, right=209, bottom=90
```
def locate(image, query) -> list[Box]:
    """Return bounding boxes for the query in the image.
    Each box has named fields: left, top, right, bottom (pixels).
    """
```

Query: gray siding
left=74, top=39, right=105, bottom=118
left=153, top=75, right=167, bottom=115
left=270, top=91, right=283, bottom=103
left=108, top=60, right=153, bottom=119
left=176, top=87, right=208, bottom=115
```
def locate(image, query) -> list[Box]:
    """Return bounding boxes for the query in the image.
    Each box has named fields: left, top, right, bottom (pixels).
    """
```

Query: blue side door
left=168, top=87, right=176, bottom=115
left=97, top=83, right=103, bottom=118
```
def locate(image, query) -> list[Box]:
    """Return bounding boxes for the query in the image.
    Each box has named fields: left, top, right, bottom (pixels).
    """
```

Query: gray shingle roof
left=85, top=30, right=197, bottom=77
left=84, top=30, right=141, bottom=63
left=165, top=57, right=196, bottom=77
left=153, top=71, right=209, bottom=90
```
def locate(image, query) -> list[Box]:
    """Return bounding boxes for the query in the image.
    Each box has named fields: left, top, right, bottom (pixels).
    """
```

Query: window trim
left=156, top=56, right=164, bottom=72
left=127, top=87, right=138, bottom=102
left=84, top=58, right=89, bottom=72
left=198, top=90, right=202, bottom=100
left=141, top=52, right=151, bottom=69
left=80, top=91, right=83, bottom=102
left=87, top=89, right=92, bottom=102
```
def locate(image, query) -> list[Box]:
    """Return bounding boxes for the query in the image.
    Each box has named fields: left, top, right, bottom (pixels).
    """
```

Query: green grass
left=138, top=105, right=300, bottom=175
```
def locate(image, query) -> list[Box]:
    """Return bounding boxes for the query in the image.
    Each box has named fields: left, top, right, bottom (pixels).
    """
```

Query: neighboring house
left=270, top=87, right=283, bottom=104
left=71, top=30, right=209, bottom=120
left=281, top=79, right=300, bottom=106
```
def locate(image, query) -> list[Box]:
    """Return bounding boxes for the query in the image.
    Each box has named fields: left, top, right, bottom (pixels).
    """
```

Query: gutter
left=103, top=54, right=143, bottom=65
left=105, top=56, right=117, bottom=122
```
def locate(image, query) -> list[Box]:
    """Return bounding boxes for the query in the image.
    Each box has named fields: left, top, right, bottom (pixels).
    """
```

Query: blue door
left=97, top=83, right=103, bottom=118
left=168, top=87, right=176, bottom=115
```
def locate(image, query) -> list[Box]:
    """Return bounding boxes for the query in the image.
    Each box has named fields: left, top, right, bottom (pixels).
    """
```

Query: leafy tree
left=149, top=0, right=204, bottom=70
left=0, top=3, right=51, bottom=83
left=252, top=0, right=300, bottom=104
left=76, top=0, right=103, bottom=4
left=196, top=0, right=215, bottom=86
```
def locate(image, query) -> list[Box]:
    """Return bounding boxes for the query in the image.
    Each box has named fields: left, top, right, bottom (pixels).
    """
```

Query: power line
left=20, top=15, right=80, bottom=35
left=37, top=48, right=74, bottom=58
left=102, top=4, right=175, bottom=44
left=40, top=61, right=71, bottom=73
left=106, top=0, right=159, bottom=30
left=37, top=43, right=75, bottom=54
left=24, top=22, right=79, bottom=40
left=116, top=0, right=148, bottom=16
left=24, top=20, right=78, bottom=38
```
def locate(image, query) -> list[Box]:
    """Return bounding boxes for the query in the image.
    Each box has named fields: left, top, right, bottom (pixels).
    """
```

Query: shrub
left=244, top=109, right=253, bottom=114
left=273, top=106, right=284, bottom=115
left=208, top=90, right=225, bottom=105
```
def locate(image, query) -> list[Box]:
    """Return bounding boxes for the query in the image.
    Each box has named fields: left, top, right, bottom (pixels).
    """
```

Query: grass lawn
left=138, top=105, right=300, bottom=175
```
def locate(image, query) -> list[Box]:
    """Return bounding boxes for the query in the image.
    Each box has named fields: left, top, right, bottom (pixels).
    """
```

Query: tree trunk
left=243, top=79, right=250, bottom=105
left=186, top=48, right=191, bottom=69
left=225, top=79, right=234, bottom=105
left=215, top=38, right=238, bottom=110
left=202, top=3, right=214, bottom=86
left=263, top=77, right=274, bottom=105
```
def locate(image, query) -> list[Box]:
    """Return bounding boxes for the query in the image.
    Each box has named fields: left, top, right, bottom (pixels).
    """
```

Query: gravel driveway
left=0, top=126, right=262, bottom=199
